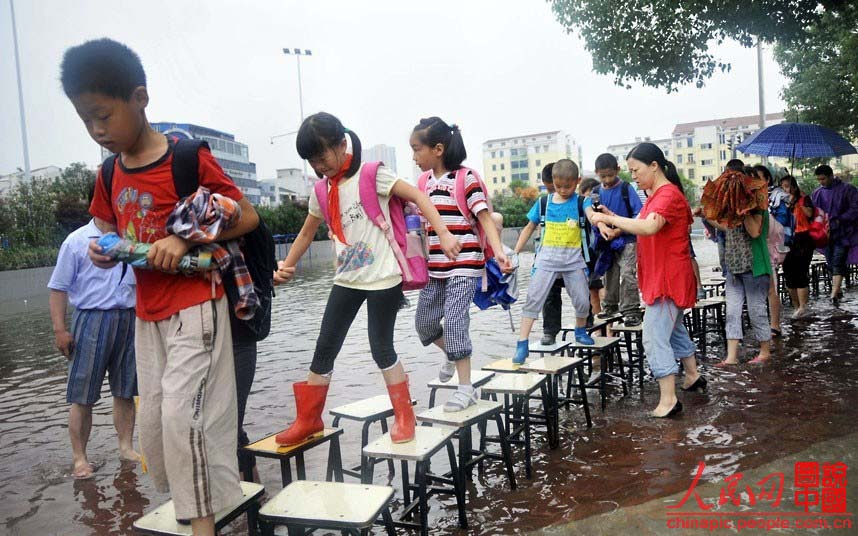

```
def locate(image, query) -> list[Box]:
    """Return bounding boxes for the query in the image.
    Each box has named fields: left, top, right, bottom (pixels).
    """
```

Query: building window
left=501, top=142, right=506, bottom=147
left=543, top=145, right=549, bottom=152
left=491, top=151, right=496, bottom=158
left=499, top=150, right=504, bottom=157
left=720, top=150, right=727, bottom=160
left=687, top=154, right=695, bottom=163
left=687, top=168, right=695, bottom=179
left=492, top=164, right=497, bottom=171
left=677, top=154, right=683, bottom=164
left=701, top=159, right=713, bottom=166
left=501, top=176, right=506, bottom=182
left=536, top=159, right=541, bottom=166
left=493, top=177, right=498, bottom=184
left=676, top=140, right=683, bottom=148
left=488, top=143, right=493, bottom=148
left=702, top=175, right=714, bottom=181
left=719, top=134, right=726, bottom=144
left=700, top=143, right=712, bottom=149
left=500, top=163, right=505, bottom=170
left=686, top=137, right=693, bottom=148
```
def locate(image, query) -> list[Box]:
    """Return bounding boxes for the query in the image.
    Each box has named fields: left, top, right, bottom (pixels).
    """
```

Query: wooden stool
left=328, top=395, right=415, bottom=481
left=361, top=427, right=466, bottom=535
left=241, top=428, right=344, bottom=486
left=520, top=356, right=591, bottom=448
left=417, top=399, right=516, bottom=493
left=526, top=339, right=570, bottom=358
left=570, top=336, right=626, bottom=411
left=481, top=372, right=548, bottom=478
left=133, top=481, right=264, bottom=535
left=258, top=480, right=396, bottom=536
left=427, top=369, right=495, bottom=408
left=686, top=298, right=725, bottom=353
left=611, top=322, right=645, bottom=391
left=482, top=357, right=526, bottom=374
left=561, top=311, right=623, bottom=339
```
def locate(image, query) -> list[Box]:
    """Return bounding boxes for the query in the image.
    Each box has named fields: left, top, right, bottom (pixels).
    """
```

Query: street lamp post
left=10, top=0, right=31, bottom=181
left=283, top=48, right=312, bottom=195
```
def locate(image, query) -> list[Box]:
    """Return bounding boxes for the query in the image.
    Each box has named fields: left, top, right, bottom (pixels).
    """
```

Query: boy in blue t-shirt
left=512, top=159, right=594, bottom=364
left=586, top=153, right=643, bottom=325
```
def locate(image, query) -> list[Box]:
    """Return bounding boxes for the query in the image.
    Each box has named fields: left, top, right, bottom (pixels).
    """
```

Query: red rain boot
left=275, top=381, right=329, bottom=446
left=386, top=379, right=416, bottom=444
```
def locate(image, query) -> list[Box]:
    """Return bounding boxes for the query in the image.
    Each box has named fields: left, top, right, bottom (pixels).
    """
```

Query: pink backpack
left=314, top=161, right=428, bottom=291
left=417, top=167, right=495, bottom=259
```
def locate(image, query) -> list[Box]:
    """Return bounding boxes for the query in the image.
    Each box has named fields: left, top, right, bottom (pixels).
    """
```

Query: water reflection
left=1, top=238, right=857, bottom=534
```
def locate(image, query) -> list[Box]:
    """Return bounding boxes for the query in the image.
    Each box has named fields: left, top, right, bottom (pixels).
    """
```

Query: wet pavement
left=1, top=237, right=857, bottom=535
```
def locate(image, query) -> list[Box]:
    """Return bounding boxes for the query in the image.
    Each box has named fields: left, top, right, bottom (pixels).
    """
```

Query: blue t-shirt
left=527, top=193, right=592, bottom=271
left=598, top=181, right=643, bottom=242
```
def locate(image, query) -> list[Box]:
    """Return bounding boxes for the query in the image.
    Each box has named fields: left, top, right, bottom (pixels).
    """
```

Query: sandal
left=771, top=328, right=782, bottom=338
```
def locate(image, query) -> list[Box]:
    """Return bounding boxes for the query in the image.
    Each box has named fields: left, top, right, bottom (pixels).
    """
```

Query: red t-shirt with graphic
left=89, top=144, right=243, bottom=321
left=637, top=183, right=697, bottom=309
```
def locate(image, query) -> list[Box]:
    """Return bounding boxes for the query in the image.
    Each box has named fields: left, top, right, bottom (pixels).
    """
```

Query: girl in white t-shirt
left=273, top=112, right=459, bottom=446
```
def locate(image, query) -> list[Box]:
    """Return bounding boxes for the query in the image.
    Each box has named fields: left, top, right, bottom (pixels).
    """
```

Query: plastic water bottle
left=405, top=215, right=426, bottom=259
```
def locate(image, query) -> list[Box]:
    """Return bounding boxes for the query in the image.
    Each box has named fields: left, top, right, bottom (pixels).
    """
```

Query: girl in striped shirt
left=411, top=117, right=510, bottom=412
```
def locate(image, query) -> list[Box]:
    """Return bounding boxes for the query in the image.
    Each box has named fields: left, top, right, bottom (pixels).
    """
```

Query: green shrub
left=0, top=246, right=59, bottom=271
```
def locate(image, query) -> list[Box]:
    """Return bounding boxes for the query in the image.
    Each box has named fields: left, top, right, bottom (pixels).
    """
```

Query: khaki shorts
left=135, top=296, right=241, bottom=519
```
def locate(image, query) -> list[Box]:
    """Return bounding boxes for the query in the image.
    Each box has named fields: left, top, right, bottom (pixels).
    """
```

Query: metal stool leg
left=381, top=506, right=396, bottom=536
left=576, top=363, right=593, bottom=428
left=446, top=441, right=467, bottom=529
left=379, top=418, right=396, bottom=480
left=494, top=412, right=517, bottom=490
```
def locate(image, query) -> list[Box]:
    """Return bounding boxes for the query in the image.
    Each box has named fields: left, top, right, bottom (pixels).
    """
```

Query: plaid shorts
left=66, top=308, right=137, bottom=405
left=415, top=276, right=477, bottom=360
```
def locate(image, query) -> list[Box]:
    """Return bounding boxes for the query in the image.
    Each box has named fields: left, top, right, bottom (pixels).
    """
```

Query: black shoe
left=177, top=519, right=191, bottom=526
left=540, top=334, right=556, bottom=346
left=832, top=295, right=841, bottom=307
left=624, top=316, right=642, bottom=327
left=652, top=401, right=683, bottom=418
left=585, top=314, right=594, bottom=329
left=597, top=308, right=618, bottom=319
left=681, top=376, right=707, bottom=392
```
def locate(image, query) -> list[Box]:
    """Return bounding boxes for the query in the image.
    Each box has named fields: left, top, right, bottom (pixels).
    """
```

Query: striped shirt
left=423, top=170, right=489, bottom=278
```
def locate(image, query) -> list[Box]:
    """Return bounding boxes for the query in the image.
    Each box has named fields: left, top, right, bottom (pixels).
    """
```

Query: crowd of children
left=54, top=37, right=857, bottom=536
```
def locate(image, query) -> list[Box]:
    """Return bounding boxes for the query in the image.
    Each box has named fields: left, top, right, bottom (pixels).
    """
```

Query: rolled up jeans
left=725, top=269, right=771, bottom=343
left=642, top=298, right=697, bottom=379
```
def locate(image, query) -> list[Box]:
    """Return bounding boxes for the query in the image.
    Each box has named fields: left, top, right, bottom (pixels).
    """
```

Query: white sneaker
left=791, top=307, right=809, bottom=319
left=438, top=360, right=456, bottom=383
left=443, top=387, right=477, bottom=412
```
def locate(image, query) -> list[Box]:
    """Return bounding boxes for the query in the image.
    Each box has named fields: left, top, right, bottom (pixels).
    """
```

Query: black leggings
left=311, top=284, right=402, bottom=375
left=783, top=232, right=814, bottom=289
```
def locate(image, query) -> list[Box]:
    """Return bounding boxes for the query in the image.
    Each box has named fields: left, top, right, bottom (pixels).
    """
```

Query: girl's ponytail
left=296, top=111, right=362, bottom=178
left=444, top=124, right=467, bottom=171
left=663, top=160, right=684, bottom=194
left=344, top=128, right=362, bottom=177
left=628, top=141, right=683, bottom=193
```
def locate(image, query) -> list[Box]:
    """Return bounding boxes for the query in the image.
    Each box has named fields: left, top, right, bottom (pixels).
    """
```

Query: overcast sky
left=1, top=0, right=788, bottom=179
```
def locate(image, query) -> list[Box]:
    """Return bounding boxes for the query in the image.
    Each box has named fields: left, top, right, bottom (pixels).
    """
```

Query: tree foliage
left=256, top=201, right=329, bottom=241
left=548, top=0, right=849, bottom=92
left=775, top=3, right=858, bottom=140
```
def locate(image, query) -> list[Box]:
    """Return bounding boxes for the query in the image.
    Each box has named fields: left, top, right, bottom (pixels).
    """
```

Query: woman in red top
left=590, top=143, right=705, bottom=418
left=780, top=175, right=815, bottom=318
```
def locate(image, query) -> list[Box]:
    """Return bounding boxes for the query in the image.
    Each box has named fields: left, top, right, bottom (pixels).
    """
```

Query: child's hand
left=438, top=230, right=462, bottom=260
left=495, top=251, right=512, bottom=273
left=147, top=235, right=190, bottom=273
left=590, top=212, right=610, bottom=227
left=88, top=239, right=120, bottom=269
left=274, top=261, right=296, bottom=285
left=54, top=329, right=75, bottom=359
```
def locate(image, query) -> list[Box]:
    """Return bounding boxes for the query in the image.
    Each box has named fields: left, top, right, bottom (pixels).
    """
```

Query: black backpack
left=101, top=138, right=277, bottom=341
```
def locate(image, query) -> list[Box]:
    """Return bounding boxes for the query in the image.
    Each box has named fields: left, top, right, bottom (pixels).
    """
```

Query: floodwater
left=1, top=238, right=857, bottom=535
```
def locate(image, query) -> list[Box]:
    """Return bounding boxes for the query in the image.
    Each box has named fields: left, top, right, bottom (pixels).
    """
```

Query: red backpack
left=314, top=162, right=428, bottom=291
left=417, top=167, right=495, bottom=259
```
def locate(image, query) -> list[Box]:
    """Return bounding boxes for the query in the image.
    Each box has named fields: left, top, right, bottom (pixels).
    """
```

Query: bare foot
left=748, top=355, right=768, bottom=364
left=119, top=449, right=141, bottom=463
left=714, top=360, right=739, bottom=368
left=72, top=460, right=94, bottom=480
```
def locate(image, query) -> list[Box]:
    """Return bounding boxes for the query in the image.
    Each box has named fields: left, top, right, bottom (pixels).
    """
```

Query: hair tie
left=343, top=127, right=350, bottom=134
left=450, top=124, right=459, bottom=133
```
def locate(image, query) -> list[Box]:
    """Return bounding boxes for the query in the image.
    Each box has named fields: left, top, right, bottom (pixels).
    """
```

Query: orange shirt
left=90, top=144, right=242, bottom=321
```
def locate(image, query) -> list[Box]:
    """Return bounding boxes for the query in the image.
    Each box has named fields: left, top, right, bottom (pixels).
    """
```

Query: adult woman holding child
left=590, top=142, right=705, bottom=418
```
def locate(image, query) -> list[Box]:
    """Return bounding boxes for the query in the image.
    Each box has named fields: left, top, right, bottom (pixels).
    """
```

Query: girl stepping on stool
left=273, top=113, right=460, bottom=445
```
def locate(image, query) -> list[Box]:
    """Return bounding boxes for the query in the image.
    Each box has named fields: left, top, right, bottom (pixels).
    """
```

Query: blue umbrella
left=737, top=122, right=857, bottom=159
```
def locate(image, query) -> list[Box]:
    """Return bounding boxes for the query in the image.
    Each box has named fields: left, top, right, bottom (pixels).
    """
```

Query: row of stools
left=131, top=316, right=648, bottom=535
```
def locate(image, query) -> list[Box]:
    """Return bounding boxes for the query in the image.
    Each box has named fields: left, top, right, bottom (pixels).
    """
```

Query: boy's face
left=70, top=88, right=148, bottom=154
left=542, top=180, right=555, bottom=194
left=552, top=177, right=578, bottom=199
left=596, top=167, right=620, bottom=187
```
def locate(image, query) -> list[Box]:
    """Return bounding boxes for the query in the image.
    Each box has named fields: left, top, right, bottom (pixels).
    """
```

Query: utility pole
left=10, top=0, right=31, bottom=181
left=757, top=38, right=768, bottom=166
left=283, top=48, right=313, bottom=196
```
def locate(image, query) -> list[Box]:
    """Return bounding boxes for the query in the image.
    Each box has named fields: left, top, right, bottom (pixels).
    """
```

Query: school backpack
left=417, top=167, right=495, bottom=260
left=808, top=206, right=830, bottom=248
left=100, top=137, right=278, bottom=341
left=314, top=161, right=428, bottom=291
left=767, top=213, right=787, bottom=266
left=575, top=194, right=593, bottom=264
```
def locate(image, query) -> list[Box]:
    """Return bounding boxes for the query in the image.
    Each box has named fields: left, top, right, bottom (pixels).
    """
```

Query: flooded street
left=1, top=238, right=857, bottom=535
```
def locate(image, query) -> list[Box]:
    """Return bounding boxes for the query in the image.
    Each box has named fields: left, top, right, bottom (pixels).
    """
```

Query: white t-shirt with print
left=309, top=163, right=403, bottom=290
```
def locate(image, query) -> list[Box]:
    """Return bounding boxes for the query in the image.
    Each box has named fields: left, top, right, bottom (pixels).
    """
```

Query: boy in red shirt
left=61, top=39, right=259, bottom=535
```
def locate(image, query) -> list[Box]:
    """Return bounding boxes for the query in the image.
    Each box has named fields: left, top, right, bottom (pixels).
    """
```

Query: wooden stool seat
left=561, top=312, right=623, bottom=338
left=520, top=355, right=584, bottom=375
left=527, top=339, right=570, bottom=356
left=133, top=481, right=263, bottom=535
left=258, top=481, right=395, bottom=535
left=242, top=428, right=344, bottom=486
left=416, top=399, right=503, bottom=428
left=482, top=357, right=525, bottom=373
left=568, top=335, right=621, bottom=350
left=363, top=426, right=455, bottom=462
left=482, top=372, right=546, bottom=395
